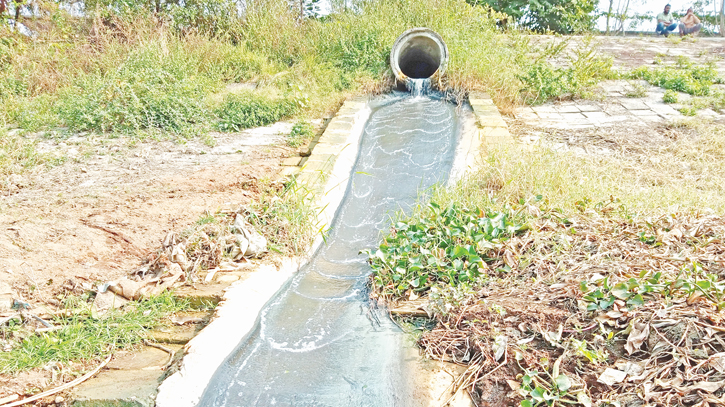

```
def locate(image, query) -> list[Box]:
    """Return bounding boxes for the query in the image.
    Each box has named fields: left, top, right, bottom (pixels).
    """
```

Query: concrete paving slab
left=532, top=105, right=557, bottom=113
left=630, top=109, right=660, bottom=117
left=603, top=104, right=628, bottom=115
left=560, top=113, right=587, bottom=120
left=620, top=99, right=650, bottom=110
left=582, top=111, right=610, bottom=119
left=73, top=369, right=162, bottom=407
left=556, top=104, right=581, bottom=113
left=577, top=104, right=602, bottom=112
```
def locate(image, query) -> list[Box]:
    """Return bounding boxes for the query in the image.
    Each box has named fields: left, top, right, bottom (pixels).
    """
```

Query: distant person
left=656, top=4, right=677, bottom=36
left=679, top=8, right=702, bottom=36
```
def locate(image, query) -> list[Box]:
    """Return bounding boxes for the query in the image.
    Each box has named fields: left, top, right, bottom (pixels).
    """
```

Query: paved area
left=515, top=80, right=725, bottom=130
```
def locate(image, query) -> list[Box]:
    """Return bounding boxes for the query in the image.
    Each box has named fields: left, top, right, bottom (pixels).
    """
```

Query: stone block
left=323, top=121, right=353, bottom=133
left=301, top=159, right=334, bottom=174
left=603, top=104, right=628, bottom=114
left=560, top=113, right=587, bottom=120
left=310, top=143, right=346, bottom=155
left=149, top=323, right=202, bottom=345
left=107, top=346, right=181, bottom=371
left=536, top=112, right=564, bottom=120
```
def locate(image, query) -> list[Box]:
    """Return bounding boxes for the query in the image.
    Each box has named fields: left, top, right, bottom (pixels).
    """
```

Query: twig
left=143, top=339, right=175, bottom=370
left=0, top=354, right=112, bottom=407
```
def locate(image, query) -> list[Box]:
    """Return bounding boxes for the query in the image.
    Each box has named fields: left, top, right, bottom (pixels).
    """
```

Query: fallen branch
left=0, top=355, right=112, bottom=407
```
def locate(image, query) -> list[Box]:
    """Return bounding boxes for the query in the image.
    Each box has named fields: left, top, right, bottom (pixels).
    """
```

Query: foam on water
left=198, top=92, right=460, bottom=406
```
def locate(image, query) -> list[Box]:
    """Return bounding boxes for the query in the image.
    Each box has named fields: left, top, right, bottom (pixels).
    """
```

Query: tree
left=606, top=0, right=614, bottom=34
left=468, top=0, right=598, bottom=33
left=720, top=0, right=724, bottom=36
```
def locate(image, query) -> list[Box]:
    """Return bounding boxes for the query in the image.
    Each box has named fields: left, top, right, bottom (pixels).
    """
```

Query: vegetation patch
left=287, top=121, right=315, bottom=147
left=372, top=200, right=725, bottom=406
left=0, top=292, right=198, bottom=373
left=519, top=40, right=616, bottom=104
left=215, top=94, right=297, bottom=132
left=629, top=57, right=722, bottom=96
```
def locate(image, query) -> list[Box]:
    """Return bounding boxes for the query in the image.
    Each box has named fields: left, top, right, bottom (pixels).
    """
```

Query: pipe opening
left=390, top=28, right=448, bottom=85
left=397, top=37, right=442, bottom=79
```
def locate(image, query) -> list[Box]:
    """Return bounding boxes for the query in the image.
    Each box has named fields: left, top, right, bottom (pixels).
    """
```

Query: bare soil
left=0, top=123, right=304, bottom=401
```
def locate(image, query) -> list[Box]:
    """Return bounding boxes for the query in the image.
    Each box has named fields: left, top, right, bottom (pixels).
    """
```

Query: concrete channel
left=71, top=28, right=515, bottom=407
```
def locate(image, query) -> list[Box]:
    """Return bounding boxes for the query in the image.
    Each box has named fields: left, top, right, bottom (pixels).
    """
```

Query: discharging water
left=199, top=91, right=461, bottom=406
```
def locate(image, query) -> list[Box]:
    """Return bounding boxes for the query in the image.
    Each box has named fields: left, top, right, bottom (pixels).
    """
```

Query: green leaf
left=451, top=246, right=468, bottom=259
left=530, top=386, right=546, bottom=402
left=521, top=401, right=534, bottom=407
left=554, top=374, right=571, bottom=392
left=611, top=283, right=631, bottom=300
left=627, top=294, right=644, bottom=307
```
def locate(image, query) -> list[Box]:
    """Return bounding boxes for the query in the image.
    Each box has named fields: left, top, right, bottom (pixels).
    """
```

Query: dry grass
left=437, top=120, right=725, bottom=216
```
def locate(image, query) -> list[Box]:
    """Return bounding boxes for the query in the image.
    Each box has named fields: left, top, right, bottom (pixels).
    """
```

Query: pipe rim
left=390, top=27, right=449, bottom=83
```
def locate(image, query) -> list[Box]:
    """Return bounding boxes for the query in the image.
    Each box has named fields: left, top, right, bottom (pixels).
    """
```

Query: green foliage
left=662, top=89, right=678, bottom=104
left=365, top=202, right=527, bottom=299
left=581, top=264, right=725, bottom=312
left=518, top=367, right=587, bottom=407
left=215, top=93, right=296, bottom=132
left=0, top=292, right=194, bottom=373
left=288, top=121, right=314, bottom=147
left=520, top=41, right=615, bottom=104
left=468, top=0, right=598, bottom=33
left=55, top=44, right=215, bottom=134
left=679, top=106, right=697, bottom=116
left=629, top=60, right=721, bottom=96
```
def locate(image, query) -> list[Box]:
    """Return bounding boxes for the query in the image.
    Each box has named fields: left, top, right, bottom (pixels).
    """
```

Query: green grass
left=287, top=121, right=315, bottom=147
left=0, top=292, right=196, bottom=373
left=215, top=93, right=297, bottom=132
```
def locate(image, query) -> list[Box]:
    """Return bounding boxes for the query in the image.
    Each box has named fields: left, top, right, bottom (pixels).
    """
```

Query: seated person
left=656, top=4, right=678, bottom=36
left=680, top=8, right=702, bottom=36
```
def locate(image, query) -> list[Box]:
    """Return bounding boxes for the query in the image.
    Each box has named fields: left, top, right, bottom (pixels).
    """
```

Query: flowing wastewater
left=198, top=81, right=463, bottom=406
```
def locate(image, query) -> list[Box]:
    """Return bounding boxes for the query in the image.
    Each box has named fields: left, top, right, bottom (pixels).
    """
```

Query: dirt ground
left=0, top=123, right=303, bottom=309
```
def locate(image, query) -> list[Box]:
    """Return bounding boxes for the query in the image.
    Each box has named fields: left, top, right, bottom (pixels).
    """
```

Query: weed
left=625, top=81, right=647, bottom=98
left=215, top=94, right=296, bottom=132
left=581, top=264, right=725, bottom=311
left=629, top=59, right=721, bottom=96
left=662, top=89, right=678, bottom=103
left=287, top=121, right=315, bottom=147
left=245, top=178, right=320, bottom=255
left=518, top=367, right=586, bottom=407
left=679, top=106, right=697, bottom=116
left=365, top=202, right=527, bottom=300
left=519, top=40, right=616, bottom=104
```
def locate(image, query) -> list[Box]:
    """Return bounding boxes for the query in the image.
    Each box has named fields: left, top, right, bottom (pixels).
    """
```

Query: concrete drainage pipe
left=390, top=28, right=449, bottom=87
